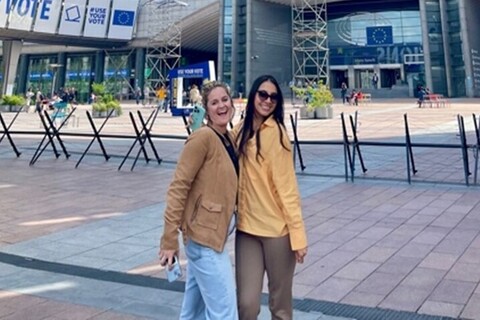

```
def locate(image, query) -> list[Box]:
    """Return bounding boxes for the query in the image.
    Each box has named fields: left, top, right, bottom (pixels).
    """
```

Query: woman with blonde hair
left=159, top=81, right=239, bottom=319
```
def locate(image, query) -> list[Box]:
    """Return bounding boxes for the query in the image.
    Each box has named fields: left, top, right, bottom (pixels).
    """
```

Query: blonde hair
left=201, top=81, right=231, bottom=106
left=200, top=81, right=235, bottom=123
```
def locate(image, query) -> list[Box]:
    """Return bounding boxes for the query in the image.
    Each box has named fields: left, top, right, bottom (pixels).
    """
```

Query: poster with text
left=58, top=0, right=87, bottom=36
left=83, top=0, right=110, bottom=38
left=34, top=0, right=63, bottom=34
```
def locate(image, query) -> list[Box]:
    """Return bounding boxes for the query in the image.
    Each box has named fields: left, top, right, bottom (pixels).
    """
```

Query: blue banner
left=366, top=26, right=393, bottom=46
left=112, top=10, right=135, bottom=26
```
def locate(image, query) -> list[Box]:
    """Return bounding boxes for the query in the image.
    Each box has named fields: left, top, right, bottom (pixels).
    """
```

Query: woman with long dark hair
left=234, top=75, right=308, bottom=320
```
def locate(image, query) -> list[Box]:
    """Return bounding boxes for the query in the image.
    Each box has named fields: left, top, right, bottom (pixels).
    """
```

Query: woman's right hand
left=159, top=249, right=178, bottom=270
left=295, top=247, right=307, bottom=264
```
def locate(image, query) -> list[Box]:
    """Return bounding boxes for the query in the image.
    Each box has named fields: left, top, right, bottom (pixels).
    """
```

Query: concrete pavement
left=0, top=99, right=479, bottom=319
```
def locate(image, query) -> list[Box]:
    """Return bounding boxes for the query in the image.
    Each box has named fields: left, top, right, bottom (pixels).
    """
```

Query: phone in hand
left=166, top=256, right=182, bottom=283
left=190, top=105, right=205, bottom=132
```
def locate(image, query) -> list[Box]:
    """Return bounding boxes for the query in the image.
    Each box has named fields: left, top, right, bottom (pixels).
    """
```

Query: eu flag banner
left=366, top=26, right=393, bottom=46
left=112, top=10, right=135, bottom=26
left=108, top=0, right=139, bottom=40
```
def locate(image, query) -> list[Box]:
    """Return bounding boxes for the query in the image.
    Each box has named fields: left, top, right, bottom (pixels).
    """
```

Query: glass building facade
left=4, top=0, right=480, bottom=99
left=327, top=0, right=424, bottom=92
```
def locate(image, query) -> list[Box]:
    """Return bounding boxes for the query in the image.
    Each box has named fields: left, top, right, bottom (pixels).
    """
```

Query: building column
left=459, top=0, right=474, bottom=97
left=135, top=48, right=145, bottom=91
left=347, top=66, right=355, bottom=89
left=95, top=50, right=105, bottom=83
left=419, top=0, right=433, bottom=91
left=56, top=52, right=67, bottom=92
left=439, top=0, right=453, bottom=97
left=16, top=54, right=29, bottom=95
left=2, top=40, right=23, bottom=95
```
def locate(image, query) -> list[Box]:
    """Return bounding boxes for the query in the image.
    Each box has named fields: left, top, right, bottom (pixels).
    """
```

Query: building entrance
left=354, top=69, right=374, bottom=89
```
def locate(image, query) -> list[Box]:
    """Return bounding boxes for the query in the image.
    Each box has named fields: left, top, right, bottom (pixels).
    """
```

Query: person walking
left=156, top=85, right=167, bottom=111
left=341, top=82, right=348, bottom=104
left=25, top=87, right=34, bottom=112
left=372, top=72, right=379, bottom=89
left=233, top=75, right=308, bottom=320
left=159, top=81, right=239, bottom=320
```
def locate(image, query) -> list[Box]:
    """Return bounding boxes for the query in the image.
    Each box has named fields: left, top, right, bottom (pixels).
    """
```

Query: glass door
left=354, top=69, right=373, bottom=89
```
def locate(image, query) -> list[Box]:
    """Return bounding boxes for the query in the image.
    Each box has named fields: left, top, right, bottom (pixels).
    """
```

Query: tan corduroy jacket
left=160, top=126, right=238, bottom=253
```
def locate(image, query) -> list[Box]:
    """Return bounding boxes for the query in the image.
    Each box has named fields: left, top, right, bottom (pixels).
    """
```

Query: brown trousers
left=235, top=231, right=296, bottom=320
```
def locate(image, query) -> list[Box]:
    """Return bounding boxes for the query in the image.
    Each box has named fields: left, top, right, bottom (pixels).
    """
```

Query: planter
left=315, top=105, right=333, bottom=119
left=299, top=106, right=307, bottom=119
left=10, top=105, right=23, bottom=112
left=306, top=110, right=316, bottom=119
left=0, top=105, right=24, bottom=112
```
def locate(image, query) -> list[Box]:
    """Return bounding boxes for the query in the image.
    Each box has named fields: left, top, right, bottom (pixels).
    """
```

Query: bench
left=357, top=93, right=372, bottom=106
left=422, top=94, right=448, bottom=108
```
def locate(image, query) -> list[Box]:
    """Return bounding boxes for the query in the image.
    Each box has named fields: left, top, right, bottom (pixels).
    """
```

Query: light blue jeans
left=180, top=239, right=238, bottom=320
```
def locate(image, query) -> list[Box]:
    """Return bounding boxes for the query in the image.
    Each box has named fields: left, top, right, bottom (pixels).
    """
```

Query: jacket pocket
left=195, top=200, right=222, bottom=230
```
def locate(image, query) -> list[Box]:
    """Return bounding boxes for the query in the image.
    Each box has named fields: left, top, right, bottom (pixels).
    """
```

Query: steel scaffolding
left=142, top=0, right=188, bottom=91
left=291, top=0, right=329, bottom=86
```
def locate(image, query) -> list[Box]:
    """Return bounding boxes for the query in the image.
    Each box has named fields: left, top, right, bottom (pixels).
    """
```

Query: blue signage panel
left=366, top=26, right=393, bottom=46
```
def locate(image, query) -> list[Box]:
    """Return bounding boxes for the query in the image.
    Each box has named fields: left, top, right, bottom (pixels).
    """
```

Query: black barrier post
left=43, top=110, right=73, bottom=159
left=340, top=113, right=353, bottom=181
left=289, top=113, right=306, bottom=171
left=134, top=109, right=162, bottom=165
left=349, top=113, right=367, bottom=174
left=0, top=107, right=23, bottom=144
left=291, top=112, right=297, bottom=167
left=181, top=114, right=192, bottom=135
left=31, top=112, right=61, bottom=164
left=118, top=111, right=155, bottom=171
left=130, top=110, right=161, bottom=171
left=0, top=110, right=22, bottom=157
left=126, top=112, right=150, bottom=170
left=457, top=115, right=470, bottom=186
left=75, top=110, right=113, bottom=168
left=404, top=114, right=417, bottom=184
left=30, top=107, right=77, bottom=165
left=473, top=114, right=479, bottom=185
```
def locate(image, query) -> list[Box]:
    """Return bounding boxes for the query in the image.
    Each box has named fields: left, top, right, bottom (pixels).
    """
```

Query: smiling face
left=205, top=86, right=233, bottom=133
left=254, top=80, right=278, bottom=121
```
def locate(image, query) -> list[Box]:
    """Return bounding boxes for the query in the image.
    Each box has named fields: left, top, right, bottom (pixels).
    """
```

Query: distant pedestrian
left=35, top=90, right=43, bottom=113
left=135, top=87, right=142, bottom=105
left=341, top=82, right=348, bottom=104
left=372, top=73, right=379, bottom=89
left=25, top=87, right=34, bottom=112
left=156, top=85, right=167, bottom=110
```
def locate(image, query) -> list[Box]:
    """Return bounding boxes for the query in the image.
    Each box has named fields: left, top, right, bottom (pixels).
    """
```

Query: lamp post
left=49, top=63, right=63, bottom=98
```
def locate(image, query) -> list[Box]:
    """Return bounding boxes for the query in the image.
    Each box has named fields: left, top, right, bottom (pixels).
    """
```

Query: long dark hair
left=236, top=75, right=288, bottom=161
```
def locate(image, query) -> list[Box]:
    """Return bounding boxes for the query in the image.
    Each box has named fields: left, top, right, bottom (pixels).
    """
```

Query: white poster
left=0, top=0, right=10, bottom=28
left=107, top=0, right=139, bottom=40
left=83, top=0, right=110, bottom=38
left=8, top=0, right=37, bottom=31
left=58, top=0, right=87, bottom=36
left=34, top=0, right=63, bottom=34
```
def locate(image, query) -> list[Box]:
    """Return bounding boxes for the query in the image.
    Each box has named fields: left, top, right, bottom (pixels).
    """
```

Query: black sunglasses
left=257, top=90, right=278, bottom=103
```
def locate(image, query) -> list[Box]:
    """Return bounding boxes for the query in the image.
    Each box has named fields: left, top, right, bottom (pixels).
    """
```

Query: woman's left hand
left=295, top=247, right=307, bottom=264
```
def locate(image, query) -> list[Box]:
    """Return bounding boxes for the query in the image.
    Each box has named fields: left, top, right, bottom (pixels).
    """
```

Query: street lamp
left=49, top=63, right=63, bottom=98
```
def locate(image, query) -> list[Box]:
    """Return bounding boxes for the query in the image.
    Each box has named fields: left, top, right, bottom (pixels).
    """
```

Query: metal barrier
left=289, top=111, right=480, bottom=186
left=1, top=108, right=479, bottom=186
